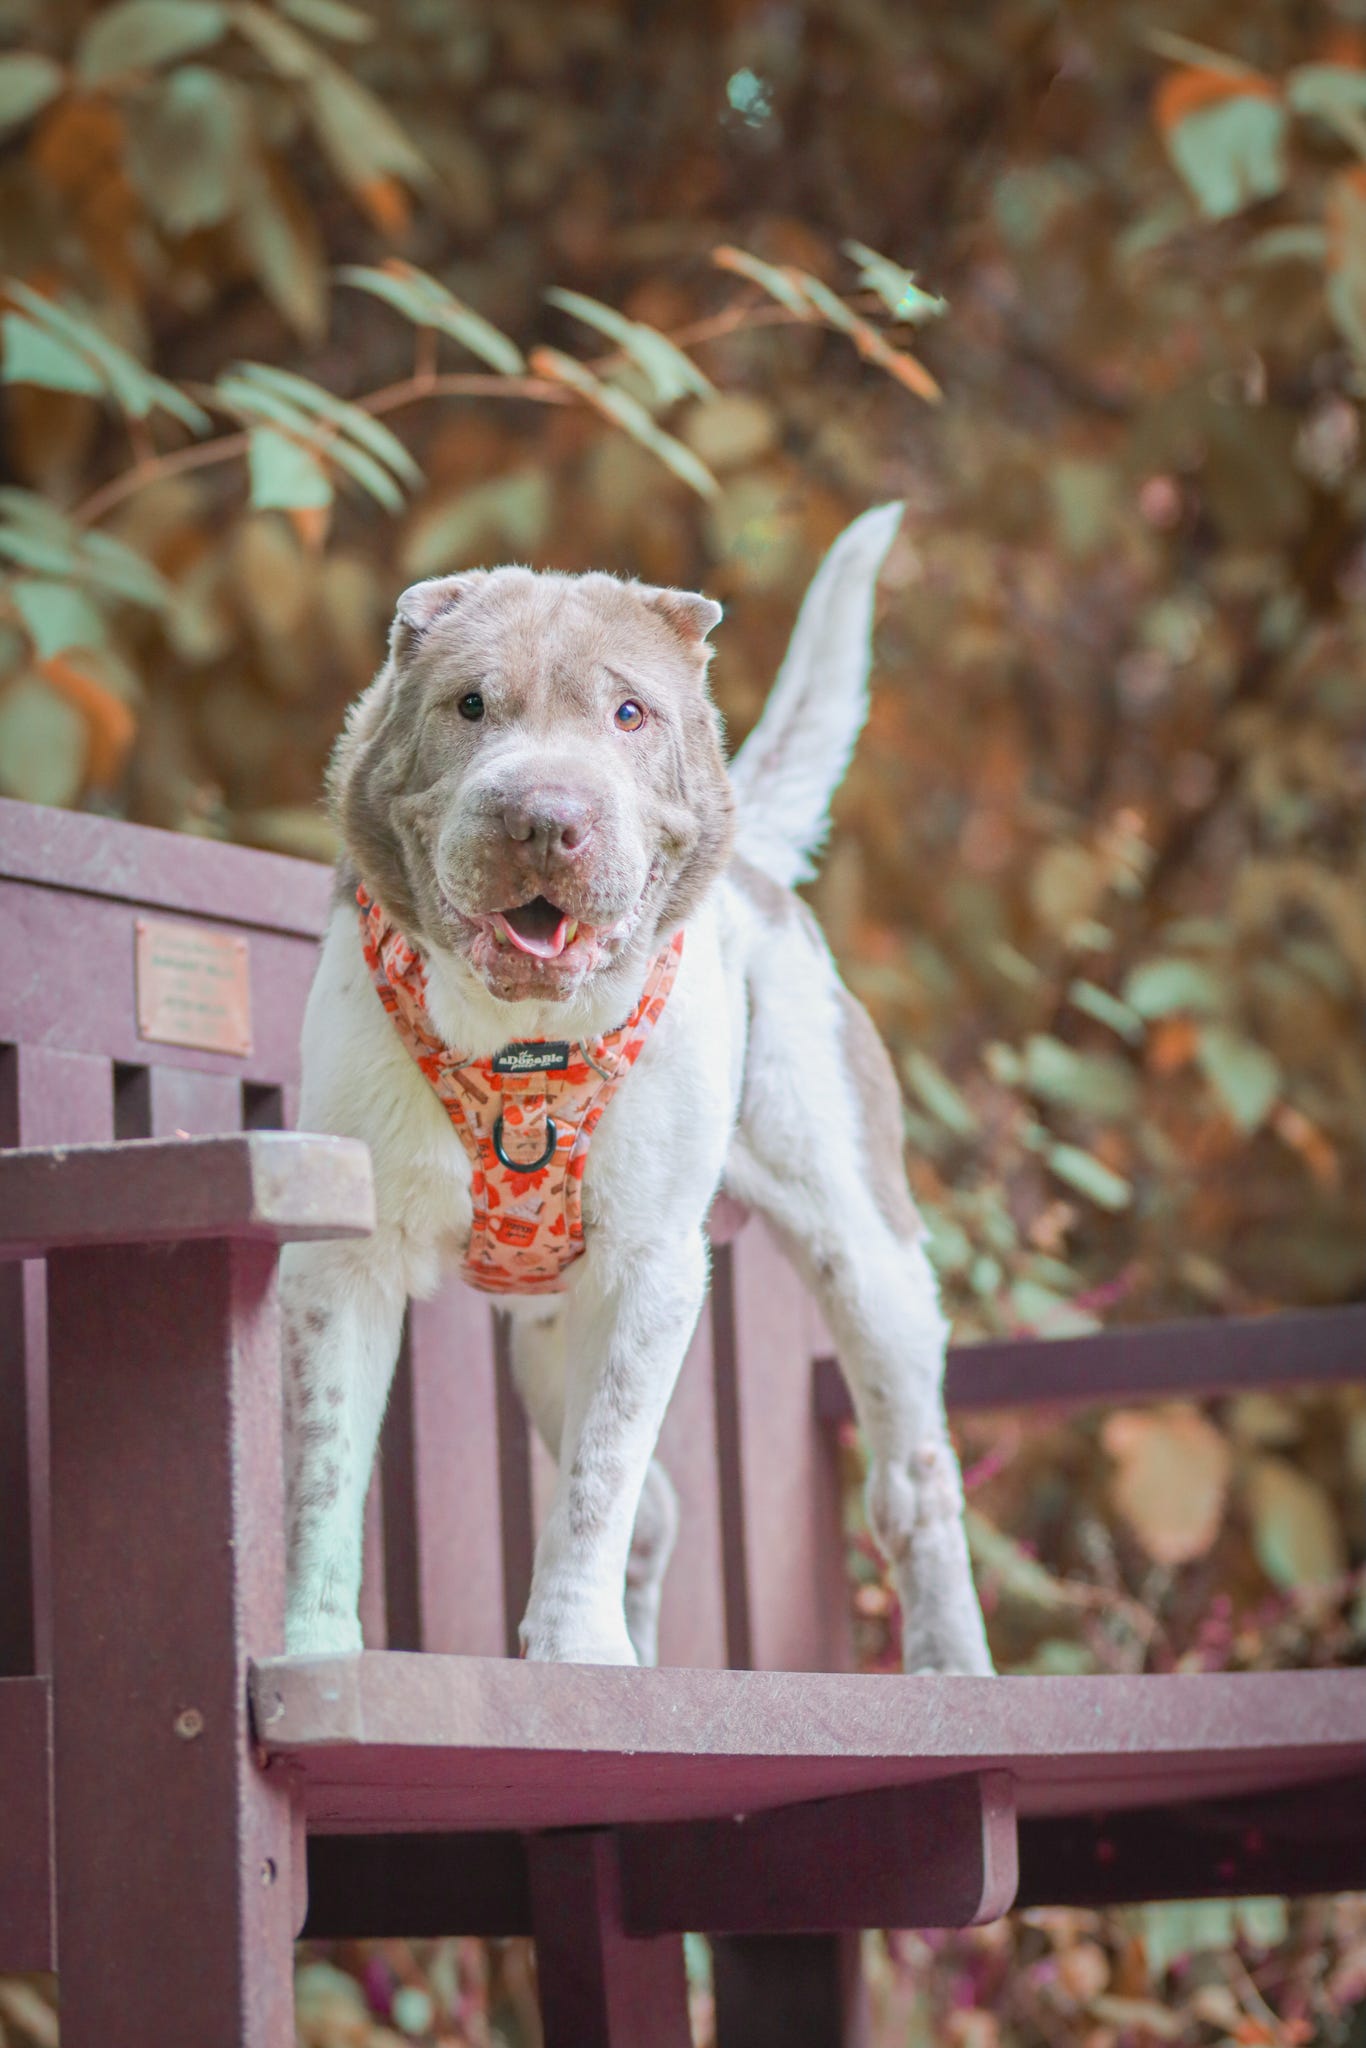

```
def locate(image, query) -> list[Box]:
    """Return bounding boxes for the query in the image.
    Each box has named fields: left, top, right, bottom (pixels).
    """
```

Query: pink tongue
left=494, top=909, right=570, bottom=959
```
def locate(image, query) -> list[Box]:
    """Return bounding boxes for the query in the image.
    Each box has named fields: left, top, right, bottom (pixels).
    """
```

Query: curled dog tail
left=727, top=500, right=904, bottom=886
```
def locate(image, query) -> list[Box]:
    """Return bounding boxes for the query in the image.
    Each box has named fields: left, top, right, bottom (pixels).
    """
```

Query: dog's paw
left=519, top=1610, right=639, bottom=1667
left=284, top=1608, right=363, bottom=1657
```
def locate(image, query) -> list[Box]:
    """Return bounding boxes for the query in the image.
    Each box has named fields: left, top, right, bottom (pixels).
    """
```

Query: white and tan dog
left=282, top=503, right=992, bottom=1676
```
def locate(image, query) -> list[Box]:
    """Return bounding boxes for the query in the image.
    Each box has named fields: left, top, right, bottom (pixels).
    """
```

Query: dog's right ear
left=390, top=571, right=487, bottom=660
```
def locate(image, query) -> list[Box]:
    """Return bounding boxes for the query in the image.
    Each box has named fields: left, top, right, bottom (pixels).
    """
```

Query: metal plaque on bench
left=135, top=917, right=253, bottom=1057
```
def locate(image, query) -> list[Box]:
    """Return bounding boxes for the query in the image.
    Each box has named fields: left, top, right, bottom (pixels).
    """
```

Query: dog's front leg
left=281, top=1240, right=406, bottom=1656
left=519, top=1228, right=707, bottom=1665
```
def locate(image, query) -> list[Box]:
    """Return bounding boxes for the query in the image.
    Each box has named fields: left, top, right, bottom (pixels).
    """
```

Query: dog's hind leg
left=507, top=1301, right=679, bottom=1667
left=725, top=897, right=993, bottom=1675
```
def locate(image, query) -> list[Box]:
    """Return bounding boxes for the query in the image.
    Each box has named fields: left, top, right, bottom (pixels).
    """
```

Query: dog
left=281, top=503, right=992, bottom=1676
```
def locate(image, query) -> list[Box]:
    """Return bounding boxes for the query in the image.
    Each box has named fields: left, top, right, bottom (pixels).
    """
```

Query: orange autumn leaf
left=1147, top=1017, right=1199, bottom=1075
left=1326, top=163, right=1366, bottom=269
left=358, top=176, right=411, bottom=238
left=1271, top=1102, right=1340, bottom=1189
left=37, top=655, right=136, bottom=788
left=288, top=503, right=332, bottom=552
left=1153, top=65, right=1278, bottom=136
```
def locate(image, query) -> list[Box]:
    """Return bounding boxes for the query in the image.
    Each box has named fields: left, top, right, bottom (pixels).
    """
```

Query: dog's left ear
left=640, top=587, right=724, bottom=648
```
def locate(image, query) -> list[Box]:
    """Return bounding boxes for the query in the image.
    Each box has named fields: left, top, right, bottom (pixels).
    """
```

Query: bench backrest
left=0, top=798, right=850, bottom=1681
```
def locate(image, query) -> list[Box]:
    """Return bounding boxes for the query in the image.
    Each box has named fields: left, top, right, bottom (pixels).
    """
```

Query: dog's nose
left=501, top=788, right=596, bottom=861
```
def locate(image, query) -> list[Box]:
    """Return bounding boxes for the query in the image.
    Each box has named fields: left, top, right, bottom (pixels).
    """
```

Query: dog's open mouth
left=491, top=896, right=583, bottom=960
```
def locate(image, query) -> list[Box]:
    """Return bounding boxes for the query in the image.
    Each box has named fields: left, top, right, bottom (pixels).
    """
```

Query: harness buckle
left=493, top=1112, right=558, bottom=1174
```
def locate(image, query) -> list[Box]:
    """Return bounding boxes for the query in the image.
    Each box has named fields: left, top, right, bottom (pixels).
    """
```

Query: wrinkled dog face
left=330, top=567, right=735, bottom=1003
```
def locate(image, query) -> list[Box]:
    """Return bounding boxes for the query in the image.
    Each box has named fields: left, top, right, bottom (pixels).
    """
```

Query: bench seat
left=254, top=1656, right=1366, bottom=1832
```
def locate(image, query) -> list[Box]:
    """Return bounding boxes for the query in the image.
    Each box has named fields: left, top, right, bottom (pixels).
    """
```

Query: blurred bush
left=2, top=2, right=1366, bottom=2045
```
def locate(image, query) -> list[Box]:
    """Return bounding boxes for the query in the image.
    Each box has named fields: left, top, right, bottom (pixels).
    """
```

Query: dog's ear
left=391, top=572, right=487, bottom=660
left=639, top=587, right=724, bottom=649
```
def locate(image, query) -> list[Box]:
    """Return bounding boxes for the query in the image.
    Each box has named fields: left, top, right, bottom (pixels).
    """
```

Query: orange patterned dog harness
left=357, top=887, right=683, bottom=1296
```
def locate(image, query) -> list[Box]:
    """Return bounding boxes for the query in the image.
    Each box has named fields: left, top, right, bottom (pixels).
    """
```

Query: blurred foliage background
left=2, top=0, right=1366, bottom=2044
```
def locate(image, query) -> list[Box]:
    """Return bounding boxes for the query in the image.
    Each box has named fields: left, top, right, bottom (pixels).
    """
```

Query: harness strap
left=357, top=887, right=683, bottom=1295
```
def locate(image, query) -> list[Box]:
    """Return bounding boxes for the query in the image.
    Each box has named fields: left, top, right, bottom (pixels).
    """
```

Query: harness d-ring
left=493, top=1112, right=558, bottom=1173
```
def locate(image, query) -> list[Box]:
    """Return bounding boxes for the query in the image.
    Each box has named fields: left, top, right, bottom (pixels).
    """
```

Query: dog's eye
left=457, top=692, right=485, bottom=722
left=614, top=700, right=645, bottom=731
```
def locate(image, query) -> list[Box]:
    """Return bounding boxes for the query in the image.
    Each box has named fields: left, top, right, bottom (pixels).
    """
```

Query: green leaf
left=229, top=362, right=421, bottom=484
left=902, top=1050, right=978, bottom=1138
left=125, top=66, right=250, bottom=235
left=545, top=287, right=713, bottom=404
left=712, top=245, right=814, bottom=319
left=0, top=53, right=64, bottom=136
left=4, top=281, right=210, bottom=430
left=1241, top=223, right=1328, bottom=267
left=1287, top=63, right=1366, bottom=123
left=1143, top=30, right=1263, bottom=80
left=279, top=0, right=374, bottom=39
left=230, top=1, right=319, bottom=78
left=306, top=60, right=429, bottom=192
left=0, top=528, right=75, bottom=577
left=533, top=349, right=718, bottom=498
left=236, top=159, right=327, bottom=344
left=1023, top=1034, right=1139, bottom=1119
left=224, top=373, right=407, bottom=511
left=9, top=578, right=108, bottom=658
left=80, top=531, right=170, bottom=608
left=965, top=1509, right=1078, bottom=1614
left=1, top=314, right=105, bottom=397
left=1163, top=94, right=1288, bottom=221
left=1243, top=1456, right=1346, bottom=1588
left=841, top=239, right=947, bottom=323
left=1046, top=1143, right=1132, bottom=1211
left=1328, top=169, right=1366, bottom=361
left=336, top=263, right=525, bottom=373
left=1196, top=1026, right=1280, bottom=1133
left=1122, top=957, right=1225, bottom=1019
left=76, top=0, right=228, bottom=84
left=1067, top=979, right=1145, bottom=1044
left=248, top=427, right=332, bottom=511
left=0, top=673, right=87, bottom=805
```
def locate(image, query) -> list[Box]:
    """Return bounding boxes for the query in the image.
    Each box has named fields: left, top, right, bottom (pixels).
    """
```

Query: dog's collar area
left=356, top=885, right=683, bottom=1295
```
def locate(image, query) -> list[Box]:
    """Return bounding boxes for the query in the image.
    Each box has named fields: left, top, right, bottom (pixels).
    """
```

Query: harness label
left=492, top=1040, right=572, bottom=1075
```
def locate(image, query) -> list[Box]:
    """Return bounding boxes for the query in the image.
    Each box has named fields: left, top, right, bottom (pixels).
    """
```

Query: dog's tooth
left=493, top=925, right=508, bottom=947
left=565, top=920, right=578, bottom=943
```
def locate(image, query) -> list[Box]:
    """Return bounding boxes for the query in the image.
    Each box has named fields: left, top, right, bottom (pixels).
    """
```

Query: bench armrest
left=0, top=1130, right=374, bottom=1260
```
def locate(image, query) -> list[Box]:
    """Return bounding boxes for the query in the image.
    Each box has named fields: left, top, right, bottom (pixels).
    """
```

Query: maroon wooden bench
left=1, top=793, right=1363, bottom=2048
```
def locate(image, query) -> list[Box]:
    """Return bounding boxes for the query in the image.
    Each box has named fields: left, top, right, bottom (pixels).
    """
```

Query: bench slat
left=0, top=794, right=332, bottom=937
left=251, top=1654, right=1366, bottom=1833
left=0, top=1131, right=374, bottom=1259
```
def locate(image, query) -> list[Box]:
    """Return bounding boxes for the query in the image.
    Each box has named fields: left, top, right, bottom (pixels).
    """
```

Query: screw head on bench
left=173, top=1707, right=204, bottom=1741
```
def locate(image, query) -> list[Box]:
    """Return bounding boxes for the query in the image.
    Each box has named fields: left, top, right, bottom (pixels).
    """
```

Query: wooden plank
left=0, top=1045, right=113, bottom=1677
left=48, top=1238, right=300, bottom=2046
left=119, top=1065, right=246, bottom=1138
left=713, top=1225, right=851, bottom=1672
left=528, top=1832, right=691, bottom=2048
left=655, top=1296, right=727, bottom=1668
left=0, top=880, right=319, bottom=1087
left=814, top=1304, right=1366, bottom=1421
left=250, top=1656, right=1366, bottom=1833
left=713, top=1936, right=867, bottom=2048
left=619, top=1772, right=1017, bottom=1934
left=0, top=796, right=332, bottom=937
left=494, top=1309, right=537, bottom=1657
left=1016, top=1771, right=1366, bottom=1907
left=0, top=1131, right=374, bottom=1260
left=304, top=1831, right=531, bottom=1938
left=381, top=1294, right=510, bottom=1656
left=0, top=1676, right=53, bottom=1969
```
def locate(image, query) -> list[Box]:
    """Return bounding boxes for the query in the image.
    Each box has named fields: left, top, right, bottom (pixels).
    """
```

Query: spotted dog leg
left=280, top=1239, right=407, bottom=1656
left=727, top=912, right=993, bottom=1676
left=508, top=1299, right=681, bottom=1667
